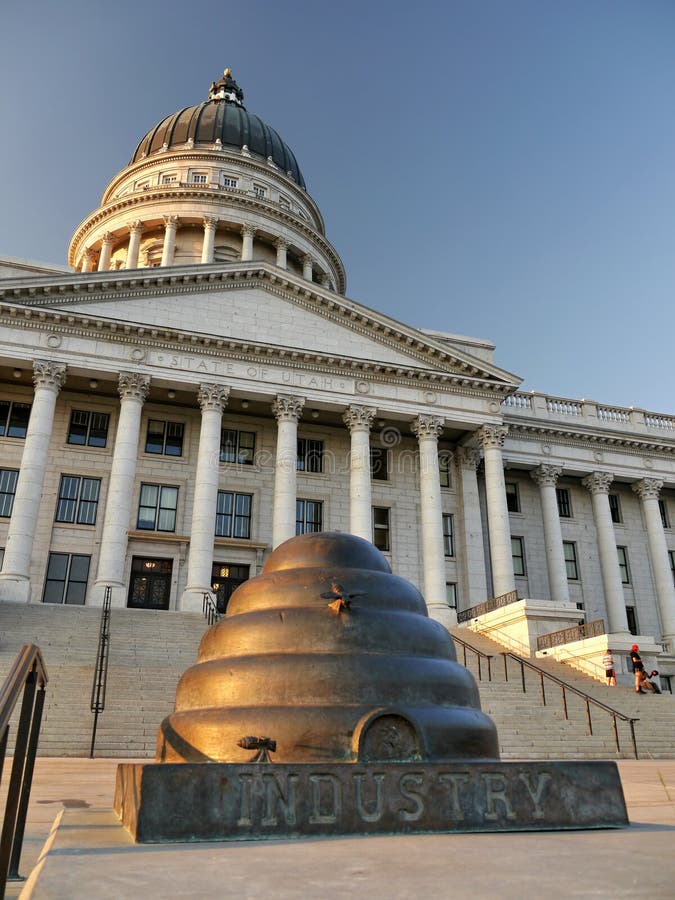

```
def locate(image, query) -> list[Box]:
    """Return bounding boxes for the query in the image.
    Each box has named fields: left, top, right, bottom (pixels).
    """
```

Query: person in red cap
left=629, top=644, right=645, bottom=693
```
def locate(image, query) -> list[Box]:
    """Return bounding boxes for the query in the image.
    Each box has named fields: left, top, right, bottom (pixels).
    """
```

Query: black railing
left=203, top=592, right=222, bottom=626
left=501, top=651, right=639, bottom=758
left=536, top=619, right=605, bottom=651
left=90, top=586, right=111, bottom=758
left=0, top=644, right=48, bottom=896
left=457, top=590, right=519, bottom=624
left=451, top=633, right=494, bottom=681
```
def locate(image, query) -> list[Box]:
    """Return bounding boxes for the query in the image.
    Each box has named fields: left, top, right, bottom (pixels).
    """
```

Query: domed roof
left=129, top=69, right=306, bottom=188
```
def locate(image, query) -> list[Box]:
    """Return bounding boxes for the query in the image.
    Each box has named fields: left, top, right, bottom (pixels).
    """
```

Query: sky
left=2, top=0, right=675, bottom=413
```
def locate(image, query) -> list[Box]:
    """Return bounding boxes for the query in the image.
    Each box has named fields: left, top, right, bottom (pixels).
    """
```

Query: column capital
left=163, top=215, right=179, bottom=228
left=343, top=404, right=377, bottom=432
left=128, top=220, right=143, bottom=235
left=203, top=216, right=218, bottom=229
left=632, top=478, right=663, bottom=501
left=118, top=371, right=150, bottom=402
left=197, top=383, right=230, bottom=412
left=101, top=231, right=114, bottom=245
left=582, top=471, right=614, bottom=495
left=476, top=424, right=508, bottom=450
left=301, top=253, right=314, bottom=266
left=411, top=414, right=444, bottom=440
left=272, top=394, right=305, bottom=423
left=241, top=223, right=257, bottom=238
left=33, top=360, right=67, bottom=391
left=530, top=464, right=563, bottom=488
left=274, top=237, right=289, bottom=250
left=455, top=446, right=481, bottom=471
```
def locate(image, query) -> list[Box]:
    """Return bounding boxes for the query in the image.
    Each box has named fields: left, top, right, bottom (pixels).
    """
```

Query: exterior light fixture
left=89, top=379, right=99, bottom=389
left=167, top=390, right=176, bottom=399
left=311, top=410, right=319, bottom=418
left=241, top=400, right=249, bottom=409
left=13, top=369, right=22, bottom=378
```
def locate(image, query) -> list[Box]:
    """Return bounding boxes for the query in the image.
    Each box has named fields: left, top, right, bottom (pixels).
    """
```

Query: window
left=253, top=184, right=266, bottom=199
left=659, top=499, right=670, bottom=529
left=0, top=469, right=18, bottom=518
left=161, top=174, right=177, bottom=184
left=609, top=494, right=622, bottom=524
left=278, top=195, right=291, bottom=209
left=563, top=541, right=579, bottom=580
left=617, top=546, right=630, bottom=584
left=222, top=176, right=238, bottom=188
left=556, top=488, right=572, bottom=518
left=439, top=451, right=452, bottom=489
left=67, top=409, right=110, bottom=447
left=370, top=447, right=389, bottom=481
left=145, top=420, right=184, bottom=456
left=442, top=514, right=454, bottom=557
left=215, top=491, right=252, bottom=539
left=670, top=550, right=675, bottom=585
left=191, top=173, right=207, bottom=184
left=296, top=499, right=323, bottom=535
left=511, top=536, right=526, bottom=576
left=626, top=606, right=638, bottom=636
left=0, top=400, right=31, bottom=439
left=297, top=438, right=323, bottom=473
left=0, top=548, right=4, bottom=569
left=211, top=563, right=249, bottom=613
left=137, top=484, right=178, bottom=532
left=55, top=476, right=101, bottom=525
left=43, top=553, right=90, bottom=605
left=220, top=429, right=255, bottom=465
left=372, top=507, right=390, bottom=552
left=446, top=583, right=457, bottom=609
left=505, top=482, right=520, bottom=513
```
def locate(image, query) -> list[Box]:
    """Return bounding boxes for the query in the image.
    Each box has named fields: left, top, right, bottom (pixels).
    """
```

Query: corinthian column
left=80, top=249, right=94, bottom=273
left=201, top=216, right=218, bottom=263
left=343, top=404, right=376, bottom=541
left=477, top=425, right=515, bottom=598
left=241, top=224, right=256, bottom=261
left=274, top=237, right=288, bottom=269
left=271, top=395, right=304, bottom=548
left=455, top=447, right=488, bottom=607
left=302, top=255, right=313, bottom=280
left=412, top=414, right=452, bottom=623
left=126, top=221, right=143, bottom=269
left=582, top=472, right=629, bottom=635
left=92, top=372, right=150, bottom=606
left=632, top=478, right=675, bottom=645
left=98, top=232, right=113, bottom=271
left=0, top=361, right=66, bottom=602
left=161, top=216, right=179, bottom=266
left=530, top=465, right=569, bottom=604
left=181, top=384, right=230, bottom=611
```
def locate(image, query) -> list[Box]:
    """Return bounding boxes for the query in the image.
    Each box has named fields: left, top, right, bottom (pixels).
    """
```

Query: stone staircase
left=450, top=627, right=675, bottom=760
left=1, top=602, right=673, bottom=760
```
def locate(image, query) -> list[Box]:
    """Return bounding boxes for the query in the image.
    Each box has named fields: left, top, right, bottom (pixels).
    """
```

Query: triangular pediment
left=0, top=262, right=521, bottom=388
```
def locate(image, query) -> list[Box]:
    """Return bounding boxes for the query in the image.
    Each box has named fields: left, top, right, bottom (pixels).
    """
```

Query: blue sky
left=2, top=0, right=674, bottom=412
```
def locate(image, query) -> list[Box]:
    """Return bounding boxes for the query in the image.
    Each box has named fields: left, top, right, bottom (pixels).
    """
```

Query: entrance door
left=128, top=557, right=173, bottom=610
left=211, top=563, right=250, bottom=614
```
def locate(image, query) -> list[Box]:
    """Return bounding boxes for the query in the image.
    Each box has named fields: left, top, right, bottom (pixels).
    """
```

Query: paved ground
left=2, top=758, right=674, bottom=899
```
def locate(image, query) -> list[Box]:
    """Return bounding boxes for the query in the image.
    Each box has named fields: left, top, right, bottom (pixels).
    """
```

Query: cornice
left=505, top=419, right=675, bottom=457
left=0, top=264, right=519, bottom=391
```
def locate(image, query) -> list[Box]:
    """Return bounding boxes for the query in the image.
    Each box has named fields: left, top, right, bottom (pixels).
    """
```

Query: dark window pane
left=65, top=582, right=86, bottom=605
left=220, top=429, right=237, bottom=463
left=0, top=401, right=9, bottom=436
left=238, top=431, right=255, bottom=464
left=8, top=403, right=31, bottom=438
left=88, top=413, right=109, bottom=447
left=145, top=420, right=165, bottom=454
left=164, top=422, right=184, bottom=457
left=0, top=469, right=18, bottom=517
left=46, top=553, right=69, bottom=580
left=67, top=409, right=89, bottom=445
left=43, top=581, right=64, bottom=604
left=69, top=555, right=90, bottom=582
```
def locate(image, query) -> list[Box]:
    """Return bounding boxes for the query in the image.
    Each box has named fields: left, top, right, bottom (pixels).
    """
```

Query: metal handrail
left=90, top=586, right=112, bottom=758
left=203, top=592, right=222, bottom=626
left=457, top=590, right=519, bottom=624
left=537, top=619, right=605, bottom=651
left=501, top=651, right=639, bottom=759
left=451, top=633, right=494, bottom=681
left=0, top=644, right=48, bottom=896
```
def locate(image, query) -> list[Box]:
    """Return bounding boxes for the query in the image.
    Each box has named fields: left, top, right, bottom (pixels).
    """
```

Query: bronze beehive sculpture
left=157, top=532, right=499, bottom=763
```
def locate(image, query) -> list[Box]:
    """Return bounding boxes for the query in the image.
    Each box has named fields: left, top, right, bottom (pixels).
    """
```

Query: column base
left=180, top=588, right=212, bottom=614
left=0, top=575, right=32, bottom=603
left=427, top=603, right=458, bottom=630
left=89, top=582, right=127, bottom=608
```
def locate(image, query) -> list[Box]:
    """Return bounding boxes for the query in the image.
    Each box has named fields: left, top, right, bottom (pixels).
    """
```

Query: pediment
left=0, top=263, right=521, bottom=388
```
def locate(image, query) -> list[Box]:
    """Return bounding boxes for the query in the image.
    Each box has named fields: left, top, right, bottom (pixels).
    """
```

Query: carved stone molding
left=411, top=415, right=444, bottom=441
left=241, top=224, right=257, bottom=238
left=530, top=465, right=563, bottom=488
left=343, top=404, right=377, bottom=432
left=274, top=237, right=289, bottom=250
left=101, top=232, right=114, bottom=245
left=163, top=215, right=179, bottom=229
left=582, top=471, right=614, bottom=495
left=118, top=371, right=150, bottom=403
left=128, top=220, right=143, bottom=234
left=476, top=424, right=509, bottom=450
left=197, top=383, right=230, bottom=413
left=455, top=446, right=481, bottom=471
left=203, top=216, right=218, bottom=230
left=32, top=360, right=66, bottom=391
left=272, top=394, right=305, bottom=423
left=631, top=478, right=663, bottom=501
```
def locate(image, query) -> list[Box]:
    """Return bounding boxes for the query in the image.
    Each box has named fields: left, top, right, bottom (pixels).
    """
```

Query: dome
left=130, top=69, right=306, bottom=188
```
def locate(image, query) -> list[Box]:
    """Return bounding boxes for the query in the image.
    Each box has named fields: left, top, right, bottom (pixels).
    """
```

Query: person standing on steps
left=629, top=644, right=646, bottom=693
left=602, top=649, right=617, bottom=686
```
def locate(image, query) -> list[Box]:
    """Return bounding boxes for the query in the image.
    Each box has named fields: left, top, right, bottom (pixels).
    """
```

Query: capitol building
left=0, top=70, right=673, bottom=681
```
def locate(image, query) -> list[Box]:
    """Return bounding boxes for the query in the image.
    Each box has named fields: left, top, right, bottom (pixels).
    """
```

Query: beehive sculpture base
left=114, top=760, right=627, bottom=842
